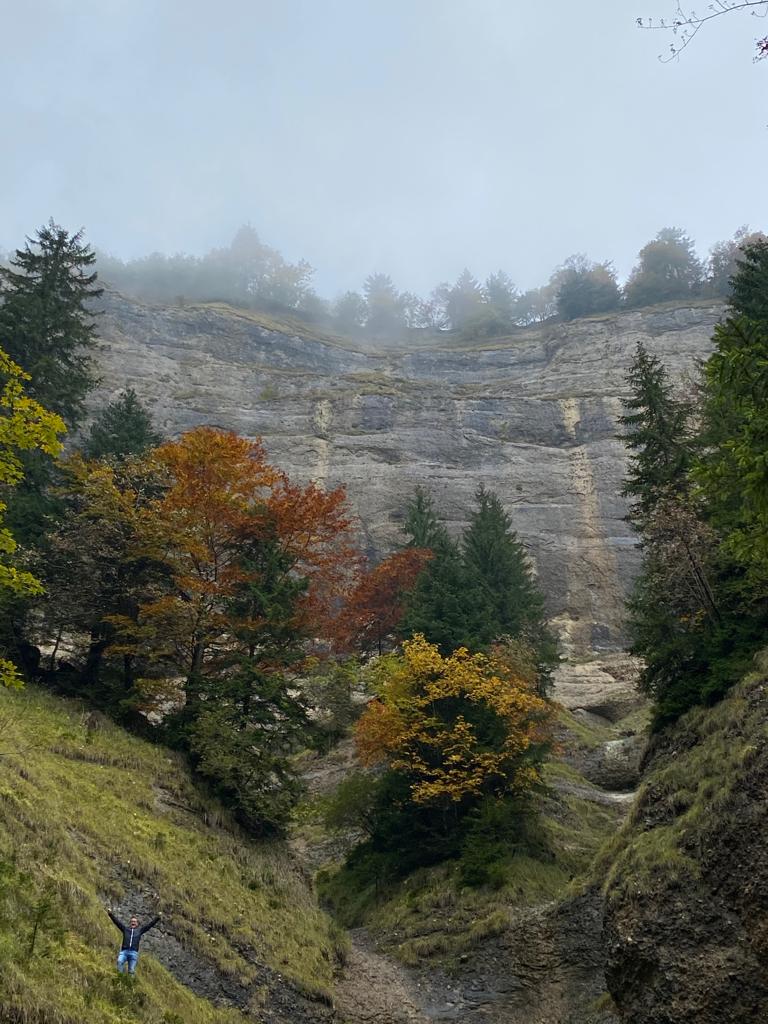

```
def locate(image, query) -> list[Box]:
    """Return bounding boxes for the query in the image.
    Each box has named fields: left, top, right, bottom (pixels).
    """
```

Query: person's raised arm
left=141, top=913, right=161, bottom=934
left=107, top=907, right=124, bottom=930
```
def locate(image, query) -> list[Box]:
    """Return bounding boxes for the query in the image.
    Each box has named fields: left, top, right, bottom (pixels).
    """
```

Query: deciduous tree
left=0, top=347, right=65, bottom=686
left=331, top=547, right=432, bottom=655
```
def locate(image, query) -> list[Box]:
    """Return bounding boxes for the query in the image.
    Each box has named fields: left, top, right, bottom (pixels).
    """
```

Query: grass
left=595, top=656, right=768, bottom=905
left=0, top=685, right=342, bottom=1024
left=317, top=761, right=623, bottom=969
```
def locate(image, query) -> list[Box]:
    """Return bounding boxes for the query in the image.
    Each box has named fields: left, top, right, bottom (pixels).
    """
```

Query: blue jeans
left=117, top=949, right=139, bottom=974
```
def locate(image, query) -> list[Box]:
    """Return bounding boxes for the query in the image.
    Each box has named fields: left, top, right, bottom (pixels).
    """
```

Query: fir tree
left=0, top=221, right=102, bottom=428
left=83, top=389, right=161, bottom=461
left=617, top=342, right=693, bottom=526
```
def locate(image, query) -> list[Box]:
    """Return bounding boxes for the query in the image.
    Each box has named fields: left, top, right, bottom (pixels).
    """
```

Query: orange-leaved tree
left=330, top=547, right=432, bottom=656
left=110, top=426, right=358, bottom=712
left=102, top=426, right=359, bottom=831
left=356, top=634, right=552, bottom=807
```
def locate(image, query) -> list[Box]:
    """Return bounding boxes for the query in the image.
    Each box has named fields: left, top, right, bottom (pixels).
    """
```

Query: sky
left=2, top=0, right=767, bottom=297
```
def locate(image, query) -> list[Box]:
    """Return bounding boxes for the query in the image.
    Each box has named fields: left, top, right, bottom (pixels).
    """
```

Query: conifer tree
left=400, top=546, right=496, bottom=653
left=462, top=486, right=556, bottom=679
left=0, top=221, right=102, bottom=428
left=403, top=486, right=451, bottom=551
left=0, top=222, right=102, bottom=544
left=83, top=388, right=161, bottom=461
left=617, top=342, right=693, bottom=526
left=728, top=237, right=768, bottom=324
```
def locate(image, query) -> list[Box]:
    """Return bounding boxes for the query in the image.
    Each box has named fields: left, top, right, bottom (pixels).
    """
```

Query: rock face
left=602, top=657, right=768, bottom=1023
left=91, top=293, right=721, bottom=654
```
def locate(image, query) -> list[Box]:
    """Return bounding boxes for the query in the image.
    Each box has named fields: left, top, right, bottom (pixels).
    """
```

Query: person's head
left=129, top=915, right=139, bottom=928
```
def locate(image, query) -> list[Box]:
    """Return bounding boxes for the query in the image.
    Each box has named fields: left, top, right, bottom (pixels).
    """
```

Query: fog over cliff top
left=2, top=1, right=766, bottom=296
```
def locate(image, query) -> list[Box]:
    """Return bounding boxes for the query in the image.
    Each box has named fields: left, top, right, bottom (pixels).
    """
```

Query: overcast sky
left=2, top=0, right=766, bottom=296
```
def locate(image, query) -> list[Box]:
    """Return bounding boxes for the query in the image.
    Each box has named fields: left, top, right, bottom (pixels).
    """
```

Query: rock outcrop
left=92, top=293, right=721, bottom=653
left=602, top=654, right=768, bottom=1023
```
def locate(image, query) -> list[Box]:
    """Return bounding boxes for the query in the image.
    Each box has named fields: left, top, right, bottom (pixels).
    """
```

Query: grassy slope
left=597, top=652, right=768, bottom=904
left=0, top=685, right=342, bottom=1024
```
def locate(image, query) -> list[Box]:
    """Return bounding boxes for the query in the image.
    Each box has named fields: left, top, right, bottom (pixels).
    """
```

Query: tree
left=462, top=486, right=555, bottom=682
left=332, top=291, right=367, bottom=334
left=401, top=546, right=497, bottom=653
left=0, top=221, right=102, bottom=428
left=83, top=389, right=161, bottom=461
left=624, top=228, right=703, bottom=308
left=331, top=548, right=432, bottom=656
left=403, top=486, right=451, bottom=550
left=707, top=226, right=766, bottom=298
left=348, top=636, right=552, bottom=871
left=0, top=347, right=65, bottom=687
left=513, top=284, right=557, bottom=325
left=617, top=341, right=694, bottom=525
left=33, top=454, right=169, bottom=696
left=553, top=255, right=621, bottom=321
left=697, top=317, right=768, bottom=595
left=728, top=237, right=768, bottom=323
left=187, top=660, right=309, bottom=833
left=363, top=273, right=405, bottom=339
left=637, top=3, right=768, bottom=62
left=485, top=271, right=518, bottom=322
left=443, top=269, right=485, bottom=331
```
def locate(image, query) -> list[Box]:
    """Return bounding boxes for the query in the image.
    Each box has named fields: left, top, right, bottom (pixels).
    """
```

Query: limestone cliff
left=91, top=293, right=722, bottom=654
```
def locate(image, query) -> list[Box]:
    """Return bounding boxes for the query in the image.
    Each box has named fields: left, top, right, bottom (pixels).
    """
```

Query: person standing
left=107, top=907, right=161, bottom=975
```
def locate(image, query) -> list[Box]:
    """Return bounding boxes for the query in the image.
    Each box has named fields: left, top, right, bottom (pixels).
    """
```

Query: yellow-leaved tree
left=356, top=635, right=552, bottom=807
left=0, top=346, right=65, bottom=686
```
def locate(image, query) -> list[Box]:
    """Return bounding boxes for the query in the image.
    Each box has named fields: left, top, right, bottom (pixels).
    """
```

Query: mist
left=2, top=0, right=766, bottom=301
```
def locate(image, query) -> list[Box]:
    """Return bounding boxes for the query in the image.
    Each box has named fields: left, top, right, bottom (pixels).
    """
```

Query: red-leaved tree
left=331, top=548, right=432, bottom=656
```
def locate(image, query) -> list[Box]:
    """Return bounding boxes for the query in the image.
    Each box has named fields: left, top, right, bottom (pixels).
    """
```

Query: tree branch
left=637, top=2, right=768, bottom=61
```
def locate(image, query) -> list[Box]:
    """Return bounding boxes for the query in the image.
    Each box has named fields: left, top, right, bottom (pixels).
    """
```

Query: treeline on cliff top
left=82, top=222, right=764, bottom=339
left=0, top=220, right=555, bottom=874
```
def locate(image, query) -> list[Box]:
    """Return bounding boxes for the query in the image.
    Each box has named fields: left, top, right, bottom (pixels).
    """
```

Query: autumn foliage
left=107, top=426, right=356, bottom=699
left=355, top=635, right=552, bottom=807
left=330, top=547, right=432, bottom=655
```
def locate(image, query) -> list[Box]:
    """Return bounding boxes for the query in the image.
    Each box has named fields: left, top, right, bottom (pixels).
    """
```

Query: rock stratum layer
left=92, top=293, right=722, bottom=653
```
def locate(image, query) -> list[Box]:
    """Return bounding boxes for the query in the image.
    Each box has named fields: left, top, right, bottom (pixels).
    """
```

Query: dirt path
left=334, top=929, right=430, bottom=1024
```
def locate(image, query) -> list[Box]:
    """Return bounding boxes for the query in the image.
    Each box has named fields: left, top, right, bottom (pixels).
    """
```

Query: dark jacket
left=108, top=910, right=160, bottom=951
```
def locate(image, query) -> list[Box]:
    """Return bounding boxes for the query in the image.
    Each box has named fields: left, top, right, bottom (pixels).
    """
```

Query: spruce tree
left=403, top=486, right=451, bottom=551
left=0, top=221, right=102, bottom=428
left=463, top=487, right=538, bottom=634
left=83, top=389, right=161, bottom=461
left=617, top=342, right=693, bottom=525
left=400, top=544, right=495, bottom=653
left=401, top=487, right=493, bottom=651
left=728, top=238, right=768, bottom=325
left=0, top=222, right=102, bottom=544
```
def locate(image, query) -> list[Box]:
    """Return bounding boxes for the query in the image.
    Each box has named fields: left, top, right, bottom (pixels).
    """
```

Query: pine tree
left=617, top=342, right=693, bottom=526
left=0, top=221, right=102, bottom=428
left=83, top=389, right=161, bottom=461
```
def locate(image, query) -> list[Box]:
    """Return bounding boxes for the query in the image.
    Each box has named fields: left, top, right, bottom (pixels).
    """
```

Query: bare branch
left=638, top=1, right=768, bottom=61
